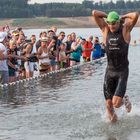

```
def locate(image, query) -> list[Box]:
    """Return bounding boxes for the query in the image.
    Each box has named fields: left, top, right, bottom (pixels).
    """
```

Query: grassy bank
left=0, top=16, right=139, bottom=29
left=11, top=17, right=66, bottom=28
left=0, top=17, right=97, bottom=29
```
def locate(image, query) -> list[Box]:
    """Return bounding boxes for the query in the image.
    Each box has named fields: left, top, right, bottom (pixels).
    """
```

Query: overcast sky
left=30, top=0, right=118, bottom=4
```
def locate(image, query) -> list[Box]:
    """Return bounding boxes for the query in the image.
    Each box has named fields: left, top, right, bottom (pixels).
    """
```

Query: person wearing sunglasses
left=92, top=10, right=139, bottom=122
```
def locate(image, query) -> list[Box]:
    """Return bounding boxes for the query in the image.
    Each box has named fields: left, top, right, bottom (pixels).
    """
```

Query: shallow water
left=0, top=28, right=140, bottom=140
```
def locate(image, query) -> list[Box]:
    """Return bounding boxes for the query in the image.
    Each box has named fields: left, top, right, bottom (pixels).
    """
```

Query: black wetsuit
left=104, top=27, right=129, bottom=100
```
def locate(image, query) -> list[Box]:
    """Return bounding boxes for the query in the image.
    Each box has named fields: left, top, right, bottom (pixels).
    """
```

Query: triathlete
left=92, top=10, right=139, bottom=122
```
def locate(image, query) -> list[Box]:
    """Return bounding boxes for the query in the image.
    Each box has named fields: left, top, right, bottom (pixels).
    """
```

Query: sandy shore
left=0, top=16, right=140, bottom=29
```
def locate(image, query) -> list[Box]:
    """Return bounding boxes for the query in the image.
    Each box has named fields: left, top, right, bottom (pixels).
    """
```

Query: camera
left=25, top=39, right=31, bottom=43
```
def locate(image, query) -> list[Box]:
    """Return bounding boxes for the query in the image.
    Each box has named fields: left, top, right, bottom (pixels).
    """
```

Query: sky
left=29, top=0, right=118, bottom=4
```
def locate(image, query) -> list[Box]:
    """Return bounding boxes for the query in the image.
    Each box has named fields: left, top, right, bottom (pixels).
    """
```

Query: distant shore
left=0, top=16, right=140, bottom=29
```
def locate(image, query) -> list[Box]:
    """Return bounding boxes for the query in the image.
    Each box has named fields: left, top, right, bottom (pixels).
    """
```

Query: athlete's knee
left=113, top=103, right=122, bottom=108
left=112, top=96, right=123, bottom=108
left=112, top=100, right=122, bottom=108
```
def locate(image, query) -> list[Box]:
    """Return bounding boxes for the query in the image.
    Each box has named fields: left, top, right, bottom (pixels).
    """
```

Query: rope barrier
left=0, top=57, right=107, bottom=89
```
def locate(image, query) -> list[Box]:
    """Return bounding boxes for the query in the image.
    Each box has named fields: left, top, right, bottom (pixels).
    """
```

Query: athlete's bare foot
left=109, top=113, right=118, bottom=123
left=106, top=106, right=118, bottom=123
left=124, top=95, right=132, bottom=113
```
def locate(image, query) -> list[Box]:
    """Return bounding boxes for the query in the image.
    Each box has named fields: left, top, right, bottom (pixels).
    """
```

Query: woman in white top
left=23, top=43, right=35, bottom=78
left=37, top=37, right=50, bottom=74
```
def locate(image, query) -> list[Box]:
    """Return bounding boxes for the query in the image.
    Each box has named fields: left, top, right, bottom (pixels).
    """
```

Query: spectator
left=0, top=32, right=9, bottom=84
left=82, top=35, right=93, bottom=62
left=8, top=40, right=18, bottom=82
left=38, top=37, right=50, bottom=74
left=59, top=43, right=69, bottom=68
left=92, top=37, right=102, bottom=60
left=70, top=37, right=84, bottom=66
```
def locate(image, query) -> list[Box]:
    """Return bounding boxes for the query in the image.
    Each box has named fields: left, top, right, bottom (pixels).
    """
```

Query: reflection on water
left=0, top=34, right=140, bottom=139
left=0, top=60, right=104, bottom=107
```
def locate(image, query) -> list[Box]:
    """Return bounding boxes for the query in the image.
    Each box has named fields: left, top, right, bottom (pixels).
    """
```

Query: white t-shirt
left=0, top=43, right=8, bottom=71
left=59, top=51, right=67, bottom=63
left=17, top=45, right=21, bottom=66
left=32, top=45, right=37, bottom=54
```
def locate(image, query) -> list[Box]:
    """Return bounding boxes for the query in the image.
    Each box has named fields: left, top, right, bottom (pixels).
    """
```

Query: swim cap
left=106, top=11, right=120, bottom=23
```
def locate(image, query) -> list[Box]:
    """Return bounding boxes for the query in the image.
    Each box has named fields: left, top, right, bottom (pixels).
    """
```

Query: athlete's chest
left=106, top=31, right=128, bottom=53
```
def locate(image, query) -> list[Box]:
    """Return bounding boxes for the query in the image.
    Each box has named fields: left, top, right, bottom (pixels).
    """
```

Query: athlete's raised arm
left=121, top=12, right=139, bottom=32
left=92, top=10, right=108, bottom=32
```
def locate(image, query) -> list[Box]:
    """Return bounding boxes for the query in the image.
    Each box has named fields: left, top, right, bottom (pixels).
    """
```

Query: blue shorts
left=50, top=59, right=56, bottom=66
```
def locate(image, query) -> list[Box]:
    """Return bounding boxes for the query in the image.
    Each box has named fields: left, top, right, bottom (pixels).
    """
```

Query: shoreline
left=0, top=16, right=140, bottom=29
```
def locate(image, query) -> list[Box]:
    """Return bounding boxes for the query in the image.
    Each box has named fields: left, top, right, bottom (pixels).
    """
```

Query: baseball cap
left=12, top=30, right=19, bottom=36
left=0, top=32, right=7, bottom=42
left=106, top=11, right=120, bottom=23
left=40, top=37, right=48, bottom=42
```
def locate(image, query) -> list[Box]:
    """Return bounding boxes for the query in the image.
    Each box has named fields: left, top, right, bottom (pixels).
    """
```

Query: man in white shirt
left=0, top=32, right=9, bottom=84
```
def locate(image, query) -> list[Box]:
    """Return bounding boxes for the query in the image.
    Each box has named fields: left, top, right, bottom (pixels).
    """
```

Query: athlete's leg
left=124, top=95, right=132, bottom=112
left=106, top=99, right=118, bottom=122
left=112, top=95, right=131, bottom=112
left=104, top=69, right=118, bottom=122
left=113, top=68, right=131, bottom=112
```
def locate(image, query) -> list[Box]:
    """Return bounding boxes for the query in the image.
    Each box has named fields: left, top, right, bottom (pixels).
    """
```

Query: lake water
left=0, top=28, right=140, bottom=140
left=24, top=27, right=140, bottom=43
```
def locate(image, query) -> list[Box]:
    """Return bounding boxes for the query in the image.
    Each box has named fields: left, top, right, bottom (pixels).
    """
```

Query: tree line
left=0, top=0, right=140, bottom=18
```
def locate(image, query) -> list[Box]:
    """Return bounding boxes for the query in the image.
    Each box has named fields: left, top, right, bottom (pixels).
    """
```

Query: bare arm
left=121, top=12, right=139, bottom=32
left=66, top=50, right=74, bottom=54
left=8, top=60, right=16, bottom=70
left=71, top=40, right=82, bottom=51
left=92, top=10, right=108, bottom=32
left=47, top=40, right=56, bottom=51
left=84, top=47, right=93, bottom=51
left=59, top=53, right=69, bottom=61
left=0, top=50, right=5, bottom=60
left=37, top=48, right=43, bottom=59
left=14, top=55, right=27, bottom=61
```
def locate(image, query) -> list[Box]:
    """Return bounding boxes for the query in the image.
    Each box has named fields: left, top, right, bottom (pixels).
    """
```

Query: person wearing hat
left=37, top=37, right=51, bottom=74
left=12, top=30, right=19, bottom=41
left=92, top=10, right=139, bottom=122
left=0, top=32, right=9, bottom=84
